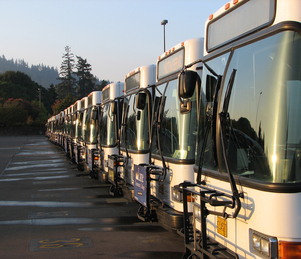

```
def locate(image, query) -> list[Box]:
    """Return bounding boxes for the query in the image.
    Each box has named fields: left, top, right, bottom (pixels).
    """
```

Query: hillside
left=0, top=55, right=59, bottom=88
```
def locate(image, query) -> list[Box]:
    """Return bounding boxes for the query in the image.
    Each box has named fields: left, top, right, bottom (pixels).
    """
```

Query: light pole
left=161, top=20, right=168, bottom=52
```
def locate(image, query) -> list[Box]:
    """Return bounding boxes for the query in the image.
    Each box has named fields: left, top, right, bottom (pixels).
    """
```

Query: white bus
left=84, top=91, right=102, bottom=178
left=70, top=100, right=81, bottom=164
left=63, top=106, right=72, bottom=155
left=179, top=0, right=301, bottom=258
left=107, top=65, right=156, bottom=198
left=74, top=97, right=88, bottom=170
left=48, top=115, right=56, bottom=143
left=66, top=104, right=74, bottom=159
left=135, top=38, right=203, bottom=231
left=98, top=82, right=124, bottom=182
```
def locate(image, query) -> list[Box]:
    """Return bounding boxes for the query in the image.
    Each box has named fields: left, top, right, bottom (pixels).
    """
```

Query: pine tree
left=75, top=56, right=95, bottom=98
left=94, top=80, right=109, bottom=91
left=56, top=46, right=76, bottom=99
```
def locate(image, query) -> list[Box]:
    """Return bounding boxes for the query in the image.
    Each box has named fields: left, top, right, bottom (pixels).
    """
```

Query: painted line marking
left=106, top=198, right=128, bottom=203
left=33, top=180, right=62, bottom=185
left=30, top=237, right=93, bottom=251
left=31, top=193, right=66, bottom=198
left=28, top=210, right=76, bottom=219
left=0, top=147, right=21, bottom=150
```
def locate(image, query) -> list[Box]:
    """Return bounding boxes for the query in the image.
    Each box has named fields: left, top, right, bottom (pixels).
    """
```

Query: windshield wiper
left=219, top=68, right=243, bottom=199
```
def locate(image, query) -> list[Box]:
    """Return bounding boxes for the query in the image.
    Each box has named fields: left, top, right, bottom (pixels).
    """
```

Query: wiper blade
left=219, top=69, right=242, bottom=198
left=222, top=69, right=236, bottom=114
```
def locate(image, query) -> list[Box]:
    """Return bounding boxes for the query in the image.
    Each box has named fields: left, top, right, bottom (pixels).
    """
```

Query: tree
left=75, top=56, right=95, bottom=98
left=43, top=84, right=57, bottom=115
left=94, top=80, right=109, bottom=91
left=51, top=94, right=76, bottom=115
left=56, top=46, right=76, bottom=99
left=0, top=98, right=40, bottom=127
left=0, top=71, right=40, bottom=101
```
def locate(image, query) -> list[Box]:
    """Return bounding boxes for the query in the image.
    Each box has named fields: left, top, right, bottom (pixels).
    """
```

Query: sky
left=1, top=0, right=227, bottom=84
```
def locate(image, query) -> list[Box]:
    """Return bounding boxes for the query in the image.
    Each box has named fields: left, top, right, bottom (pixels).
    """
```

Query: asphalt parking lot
left=0, top=136, right=184, bottom=259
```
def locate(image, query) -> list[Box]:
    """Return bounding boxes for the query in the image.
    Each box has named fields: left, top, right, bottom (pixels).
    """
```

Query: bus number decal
left=217, top=216, right=227, bottom=238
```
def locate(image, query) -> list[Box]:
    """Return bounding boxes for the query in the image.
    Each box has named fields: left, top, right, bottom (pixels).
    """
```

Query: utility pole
left=161, top=20, right=168, bottom=52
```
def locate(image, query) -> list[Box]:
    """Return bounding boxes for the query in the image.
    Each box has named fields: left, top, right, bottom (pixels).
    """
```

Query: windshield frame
left=198, top=21, right=301, bottom=193
left=151, top=74, right=198, bottom=164
left=100, top=101, right=118, bottom=148
left=120, top=88, right=153, bottom=154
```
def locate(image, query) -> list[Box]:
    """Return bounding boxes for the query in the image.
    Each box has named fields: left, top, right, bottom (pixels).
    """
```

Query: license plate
left=217, top=216, right=227, bottom=237
left=108, top=169, right=115, bottom=183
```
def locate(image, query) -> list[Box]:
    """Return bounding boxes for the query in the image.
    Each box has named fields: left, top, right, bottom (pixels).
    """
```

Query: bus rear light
left=233, top=0, right=238, bottom=4
left=209, top=14, right=213, bottom=20
left=279, top=241, right=301, bottom=259
left=225, top=3, right=230, bottom=10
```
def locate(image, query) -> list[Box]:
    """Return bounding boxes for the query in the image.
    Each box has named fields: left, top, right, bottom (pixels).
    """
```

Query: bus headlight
left=172, top=187, right=194, bottom=203
left=93, top=155, right=99, bottom=166
left=80, top=149, right=85, bottom=160
left=251, top=229, right=277, bottom=258
left=194, top=204, right=201, bottom=221
left=172, top=188, right=182, bottom=202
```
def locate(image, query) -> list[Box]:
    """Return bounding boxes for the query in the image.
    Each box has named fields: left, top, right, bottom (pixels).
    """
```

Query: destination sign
left=125, top=71, right=140, bottom=92
left=88, top=94, right=93, bottom=106
left=157, top=48, right=184, bottom=80
left=102, top=86, right=110, bottom=101
left=207, top=0, right=275, bottom=51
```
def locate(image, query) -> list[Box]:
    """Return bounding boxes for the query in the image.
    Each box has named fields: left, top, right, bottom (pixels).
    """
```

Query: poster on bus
left=134, top=164, right=147, bottom=206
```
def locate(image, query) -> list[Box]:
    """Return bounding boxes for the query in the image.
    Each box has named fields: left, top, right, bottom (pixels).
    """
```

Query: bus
left=56, top=112, right=65, bottom=147
left=178, top=0, right=301, bottom=258
left=108, top=65, right=156, bottom=198
left=63, top=106, right=71, bottom=155
left=98, top=82, right=124, bottom=182
left=70, top=100, right=81, bottom=163
left=66, top=104, right=74, bottom=159
left=74, top=97, right=88, bottom=170
left=48, top=115, right=56, bottom=143
left=134, top=38, right=203, bottom=231
left=84, top=91, right=102, bottom=179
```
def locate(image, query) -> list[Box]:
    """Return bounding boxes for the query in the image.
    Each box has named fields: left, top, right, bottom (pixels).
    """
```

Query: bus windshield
left=201, top=30, right=301, bottom=184
left=77, top=112, right=84, bottom=141
left=152, top=79, right=197, bottom=160
left=120, top=91, right=151, bottom=151
left=100, top=102, right=116, bottom=146
left=84, top=108, right=98, bottom=144
left=70, top=116, right=76, bottom=138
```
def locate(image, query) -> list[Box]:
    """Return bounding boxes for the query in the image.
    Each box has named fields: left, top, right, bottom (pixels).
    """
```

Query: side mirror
left=206, top=75, right=217, bottom=102
left=91, top=109, right=98, bottom=123
left=111, top=101, right=117, bottom=115
left=178, top=70, right=199, bottom=114
left=137, top=110, right=141, bottom=121
left=178, top=70, right=198, bottom=99
left=136, top=92, right=146, bottom=110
